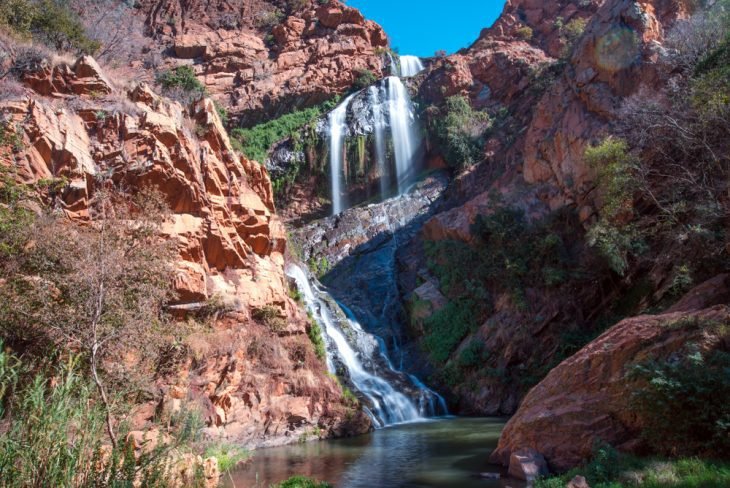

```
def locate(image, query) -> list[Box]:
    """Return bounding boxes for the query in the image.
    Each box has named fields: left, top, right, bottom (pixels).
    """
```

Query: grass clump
left=274, top=475, right=332, bottom=487
left=253, top=305, right=287, bottom=332
left=203, top=443, right=249, bottom=473
left=536, top=444, right=730, bottom=488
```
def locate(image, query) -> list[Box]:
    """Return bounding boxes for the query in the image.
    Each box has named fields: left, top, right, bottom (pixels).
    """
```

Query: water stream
left=225, top=418, right=521, bottom=488
left=399, top=55, right=425, bottom=77
left=287, top=264, right=446, bottom=427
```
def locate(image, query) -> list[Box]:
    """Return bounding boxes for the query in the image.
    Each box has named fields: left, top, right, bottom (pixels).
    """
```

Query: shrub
left=307, top=319, right=327, bottom=360
left=585, top=138, right=638, bottom=222
left=30, top=0, right=100, bottom=54
left=352, top=68, right=378, bottom=91
left=156, top=65, right=206, bottom=101
left=630, top=348, right=730, bottom=458
left=423, top=300, right=479, bottom=363
left=516, top=25, right=533, bottom=40
left=427, top=95, right=491, bottom=169
left=253, top=305, right=287, bottom=332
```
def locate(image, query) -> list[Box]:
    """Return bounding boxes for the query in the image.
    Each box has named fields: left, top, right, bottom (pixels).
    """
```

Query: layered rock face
left=140, top=0, right=388, bottom=125
left=491, top=276, right=730, bottom=471
left=0, top=54, right=367, bottom=447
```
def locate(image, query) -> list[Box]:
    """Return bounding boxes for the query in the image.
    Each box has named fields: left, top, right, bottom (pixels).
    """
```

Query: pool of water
left=224, top=417, right=524, bottom=488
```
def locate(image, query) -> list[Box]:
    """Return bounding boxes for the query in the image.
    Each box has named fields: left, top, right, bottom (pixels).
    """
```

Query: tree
left=0, top=185, right=176, bottom=447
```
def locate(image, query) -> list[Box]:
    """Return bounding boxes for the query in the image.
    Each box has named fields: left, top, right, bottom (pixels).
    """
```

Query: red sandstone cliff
left=0, top=53, right=369, bottom=447
left=139, top=0, right=388, bottom=125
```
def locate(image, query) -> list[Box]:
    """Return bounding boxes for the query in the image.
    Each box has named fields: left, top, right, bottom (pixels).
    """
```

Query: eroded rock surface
left=0, top=54, right=368, bottom=447
left=490, top=278, right=730, bottom=471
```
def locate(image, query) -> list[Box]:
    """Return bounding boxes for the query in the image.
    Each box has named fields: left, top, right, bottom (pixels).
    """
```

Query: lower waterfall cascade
left=286, top=263, right=448, bottom=427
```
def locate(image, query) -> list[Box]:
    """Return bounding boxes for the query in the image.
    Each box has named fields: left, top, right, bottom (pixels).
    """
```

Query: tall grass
left=0, top=344, right=206, bottom=487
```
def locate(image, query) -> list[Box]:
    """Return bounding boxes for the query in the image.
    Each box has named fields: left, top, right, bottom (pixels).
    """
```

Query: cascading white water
left=399, top=55, right=425, bottom=77
left=287, top=264, right=446, bottom=427
left=385, top=76, right=421, bottom=194
left=368, top=84, right=390, bottom=196
left=328, top=94, right=356, bottom=215
left=387, top=52, right=400, bottom=77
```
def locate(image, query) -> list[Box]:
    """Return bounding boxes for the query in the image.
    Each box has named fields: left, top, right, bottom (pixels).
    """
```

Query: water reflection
left=225, top=418, right=524, bottom=488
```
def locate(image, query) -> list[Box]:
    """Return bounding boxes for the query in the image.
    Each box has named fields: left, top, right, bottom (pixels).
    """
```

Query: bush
left=203, top=443, right=249, bottom=473
left=156, top=65, right=206, bottom=102
left=253, top=305, right=287, bottom=332
left=31, top=0, right=100, bottom=53
left=352, top=69, right=378, bottom=91
left=307, top=319, right=327, bottom=360
left=516, top=25, right=533, bottom=40
left=423, top=300, right=478, bottom=363
left=629, top=348, right=730, bottom=458
left=427, top=95, right=491, bottom=169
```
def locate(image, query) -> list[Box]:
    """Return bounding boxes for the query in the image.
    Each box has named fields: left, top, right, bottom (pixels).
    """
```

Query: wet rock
left=508, top=448, right=549, bottom=481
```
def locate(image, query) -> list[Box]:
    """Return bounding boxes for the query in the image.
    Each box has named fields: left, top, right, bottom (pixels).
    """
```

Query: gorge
left=0, top=0, right=728, bottom=487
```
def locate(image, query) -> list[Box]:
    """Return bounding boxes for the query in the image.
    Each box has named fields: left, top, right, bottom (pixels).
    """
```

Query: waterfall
left=387, top=52, right=400, bottom=76
left=368, top=84, right=390, bottom=196
left=328, top=94, right=356, bottom=215
left=287, top=264, right=447, bottom=427
left=399, top=55, right=425, bottom=77
left=326, top=63, right=423, bottom=214
left=386, top=76, right=421, bottom=194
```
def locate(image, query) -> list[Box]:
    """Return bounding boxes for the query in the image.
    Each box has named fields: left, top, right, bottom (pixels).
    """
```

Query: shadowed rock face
left=0, top=55, right=369, bottom=448
left=139, top=0, right=388, bottom=126
left=490, top=276, right=730, bottom=471
left=290, top=173, right=449, bottom=367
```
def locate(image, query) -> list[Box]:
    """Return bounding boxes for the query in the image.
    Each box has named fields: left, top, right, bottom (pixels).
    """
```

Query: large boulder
left=490, top=276, right=730, bottom=471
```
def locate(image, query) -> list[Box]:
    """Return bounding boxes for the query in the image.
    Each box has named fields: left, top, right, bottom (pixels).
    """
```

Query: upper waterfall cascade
left=327, top=56, right=424, bottom=215
left=287, top=264, right=447, bottom=427
left=399, top=55, right=426, bottom=77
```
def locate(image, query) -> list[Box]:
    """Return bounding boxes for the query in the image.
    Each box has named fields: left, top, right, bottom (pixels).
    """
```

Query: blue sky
left=347, top=0, right=507, bottom=57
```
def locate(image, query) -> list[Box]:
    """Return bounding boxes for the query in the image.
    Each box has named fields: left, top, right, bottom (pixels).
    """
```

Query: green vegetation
left=422, top=300, right=479, bottom=364
left=630, top=348, right=730, bottom=458
left=273, top=476, right=332, bottom=488
left=424, top=205, right=583, bottom=366
left=203, top=443, right=250, bottom=473
left=308, top=255, right=331, bottom=279
left=230, top=97, right=340, bottom=164
left=584, top=138, right=643, bottom=275
left=253, top=305, right=287, bottom=332
left=536, top=444, right=730, bottom=488
left=516, top=25, right=534, bottom=40
left=0, top=0, right=100, bottom=54
left=352, top=68, right=378, bottom=91
left=307, top=318, right=327, bottom=360
left=426, top=95, right=491, bottom=169
left=0, top=346, right=205, bottom=487
left=156, top=65, right=207, bottom=102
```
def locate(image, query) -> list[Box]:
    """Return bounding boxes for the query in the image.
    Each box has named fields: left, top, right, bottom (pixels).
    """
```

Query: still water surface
left=225, top=417, right=525, bottom=488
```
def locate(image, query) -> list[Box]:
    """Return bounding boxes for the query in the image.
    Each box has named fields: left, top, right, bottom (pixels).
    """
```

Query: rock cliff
left=139, top=0, right=388, bottom=126
left=0, top=53, right=369, bottom=447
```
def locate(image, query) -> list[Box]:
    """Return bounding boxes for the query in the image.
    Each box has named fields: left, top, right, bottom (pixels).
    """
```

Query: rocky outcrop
left=140, top=0, right=388, bottom=125
left=490, top=276, right=730, bottom=471
left=1, top=53, right=367, bottom=447
left=290, top=172, right=448, bottom=367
